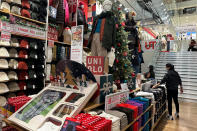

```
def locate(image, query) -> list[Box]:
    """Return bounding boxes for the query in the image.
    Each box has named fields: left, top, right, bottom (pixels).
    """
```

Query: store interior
left=0, top=0, right=197, bottom=131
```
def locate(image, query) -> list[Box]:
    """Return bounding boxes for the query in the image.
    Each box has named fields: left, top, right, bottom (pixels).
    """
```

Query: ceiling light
left=119, top=4, right=122, bottom=7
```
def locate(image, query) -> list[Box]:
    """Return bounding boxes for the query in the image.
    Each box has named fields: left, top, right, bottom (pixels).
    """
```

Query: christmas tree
left=112, top=3, right=133, bottom=83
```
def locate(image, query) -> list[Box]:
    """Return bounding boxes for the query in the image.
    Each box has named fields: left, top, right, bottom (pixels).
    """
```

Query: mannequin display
left=125, top=12, right=139, bottom=49
left=88, top=0, right=116, bottom=57
left=63, top=27, right=72, bottom=45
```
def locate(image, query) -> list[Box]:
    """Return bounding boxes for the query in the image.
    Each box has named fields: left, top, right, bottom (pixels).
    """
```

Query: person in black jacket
left=153, top=63, right=183, bottom=120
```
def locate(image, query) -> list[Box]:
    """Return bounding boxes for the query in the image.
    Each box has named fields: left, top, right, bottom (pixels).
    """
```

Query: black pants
left=167, top=90, right=179, bottom=115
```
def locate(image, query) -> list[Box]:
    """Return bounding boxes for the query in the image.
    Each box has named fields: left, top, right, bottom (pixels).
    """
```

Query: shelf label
left=48, top=40, right=54, bottom=47
left=1, top=31, right=11, bottom=41
left=1, top=21, right=12, bottom=32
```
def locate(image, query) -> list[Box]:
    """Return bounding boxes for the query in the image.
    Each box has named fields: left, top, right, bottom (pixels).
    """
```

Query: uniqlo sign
left=86, top=56, right=105, bottom=75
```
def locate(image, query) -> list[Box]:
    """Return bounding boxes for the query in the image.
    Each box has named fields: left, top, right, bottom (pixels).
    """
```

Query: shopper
left=153, top=63, right=183, bottom=120
left=144, top=65, right=155, bottom=80
left=136, top=73, right=142, bottom=89
left=188, top=39, right=197, bottom=51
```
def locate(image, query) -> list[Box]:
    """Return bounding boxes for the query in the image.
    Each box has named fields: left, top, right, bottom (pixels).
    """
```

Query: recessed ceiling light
left=119, top=4, right=122, bottom=7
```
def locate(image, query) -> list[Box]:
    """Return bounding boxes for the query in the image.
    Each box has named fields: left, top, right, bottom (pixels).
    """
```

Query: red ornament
left=131, top=72, right=135, bottom=77
left=117, top=43, right=121, bottom=47
left=115, top=59, right=119, bottom=63
left=116, top=24, right=119, bottom=29
left=118, top=7, right=121, bottom=10
left=123, top=52, right=128, bottom=56
left=121, top=22, right=125, bottom=27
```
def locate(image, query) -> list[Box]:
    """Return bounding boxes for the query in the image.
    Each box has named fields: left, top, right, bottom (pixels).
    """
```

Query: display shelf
left=155, top=101, right=166, bottom=114
left=54, top=41, right=71, bottom=46
left=152, top=109, right=167, bottom=130
left=139, top=117, right=153, bottom=131
left=11, top=32, right=46, bottom=41
left=129, top=88, right=141, bottom=94
left=83, top=102, right=104, bottom=113
left=0, top=10, right=46, bottom=25
left=3, top=118, right=27, bottom=131
left=121, top=104, right=153, bottom=131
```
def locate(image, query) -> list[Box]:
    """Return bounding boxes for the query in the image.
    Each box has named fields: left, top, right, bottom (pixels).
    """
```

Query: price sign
left=48, top=40, right=54, bottom=47
left=1, top=31, right=11, bottom=41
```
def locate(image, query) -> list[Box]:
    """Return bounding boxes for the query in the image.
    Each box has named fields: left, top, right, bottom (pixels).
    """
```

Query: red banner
left=86, top=56, right=105, bottom=75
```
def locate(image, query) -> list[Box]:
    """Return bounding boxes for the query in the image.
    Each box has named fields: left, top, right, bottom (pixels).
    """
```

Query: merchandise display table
left=3, top=118, right=27, bottom=131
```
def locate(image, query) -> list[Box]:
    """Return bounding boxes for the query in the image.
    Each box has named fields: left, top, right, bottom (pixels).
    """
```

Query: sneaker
left=175, top=112, right=179, bottom=118
left=167, top=115, right=174, bottom=120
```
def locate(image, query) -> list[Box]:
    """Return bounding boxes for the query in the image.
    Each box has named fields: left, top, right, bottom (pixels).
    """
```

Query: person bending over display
left=144, top=65, right=155, bottom=80
left=153, top=63, right=183, bottom=120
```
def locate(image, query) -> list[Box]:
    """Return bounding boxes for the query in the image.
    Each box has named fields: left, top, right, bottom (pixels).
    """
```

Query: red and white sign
left=71, top=25, right=83, bottom=64
left=1, top=31, right=11, bottom=41
left=86, top=56, right=105, bottom=75
left=141, top=40, right=159, bottom=52
left=47, top=26, right=58, bottom=41
left=48, top=40, right=54, bottom=47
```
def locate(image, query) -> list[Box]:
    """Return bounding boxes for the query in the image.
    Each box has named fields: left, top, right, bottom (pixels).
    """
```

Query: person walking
left=153, top=63, right=183, bottom=120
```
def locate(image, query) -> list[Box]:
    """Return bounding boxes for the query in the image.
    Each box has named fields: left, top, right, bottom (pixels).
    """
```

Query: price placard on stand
left=48, top=40, right=54, bottom=47
left=71, top=25, right=84, bottom=64
left=105, top=90, right=129, bottom=111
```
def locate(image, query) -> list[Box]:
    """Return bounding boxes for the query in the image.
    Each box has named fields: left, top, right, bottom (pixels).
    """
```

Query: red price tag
left=48, top=40, right=54, bottom=47
left=1, top=31, right=11, bottom=41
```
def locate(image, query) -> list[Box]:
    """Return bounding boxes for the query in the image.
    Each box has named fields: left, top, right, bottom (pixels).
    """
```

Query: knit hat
left=11, top=38, right=19, bottom=47
left=11, top=6, right=21, bottom=15
left=10, top=0, right=21, bottom=4
left=28, top=70, right=37, bottom=79
left=20, top=39, right=29, bottom=49
left=0, top=59, right=8, bottom=69
left=0, top=47, right=9, bottom=57
left=22, top=0, right=30, bottom=9
left=19, top=81, right=26, bottom=90
left=9, top=59, right=18, bottom=69
left=18, top=71, right=28, bottom=80
left=9, top=48, right=18, bottom=58
left=8, top=71, right=18, bottom=80
left=1, top=2, right=10, bottom=12
left=8, top=82, right=20, bottom=92
left=0, top=72, right=9, bottom=82
left=29, top=50, right=38, bottom=59
left=27, top=81, right=36, bottom=89
left=0, top=96, right=7, bottom=106
left=0, top=83, right=9, bottom=94
left=18, top=61, right=28, bottom=70
left=19, top=50, right=28, bottom=59
left=30, top=41, right=38, bottom=49
left=21, top=9, right=31, bottom=18
left=0, top=40, right=10, bottom=46
left=30, top=1, right=39, bottom=12
left=27, top=60, right=35, bottom=69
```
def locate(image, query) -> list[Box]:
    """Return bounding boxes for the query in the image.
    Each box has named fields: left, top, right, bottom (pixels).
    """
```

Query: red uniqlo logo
left=145, top=41, right=156, bottom=50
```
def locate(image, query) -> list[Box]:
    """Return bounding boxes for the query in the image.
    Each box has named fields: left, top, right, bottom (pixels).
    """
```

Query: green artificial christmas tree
left=112, top=3, right=133, bottom=83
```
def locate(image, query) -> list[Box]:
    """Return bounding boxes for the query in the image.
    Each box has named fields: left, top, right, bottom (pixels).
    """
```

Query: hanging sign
left=86, top=56, right=105, bottom=75
left=48, top=25, right=58, bottom=41
left=105, top=90, right=129, bottom=111
left=70, top=25, right=84, bottom=64
left=141, top=40, right=159, bottom=52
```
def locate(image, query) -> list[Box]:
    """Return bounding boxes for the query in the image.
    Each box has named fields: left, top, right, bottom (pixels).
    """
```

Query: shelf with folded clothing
left=154, top=100, right=167, bottom=114
left=139, top=116, right=153, bottom=131
left=152, top=109, right=167, bottom=130
left=121, top=104, right=154, bottom=131
left=0, top=9, right=46, bottom=25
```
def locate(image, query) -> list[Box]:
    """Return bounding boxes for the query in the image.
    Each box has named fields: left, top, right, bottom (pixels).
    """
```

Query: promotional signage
left=71, top=25, right=84, bottom=64
left=47, top=25, right=58, bottom=41
left=86, top=56, right=105, bottom=75
left=0, top=20, right=46, bottom=39
left=1, top=31, right=11, bottom=41
left=105, top=90, right=129, bottom=111
left=141, top=40, right=159, bottom=52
